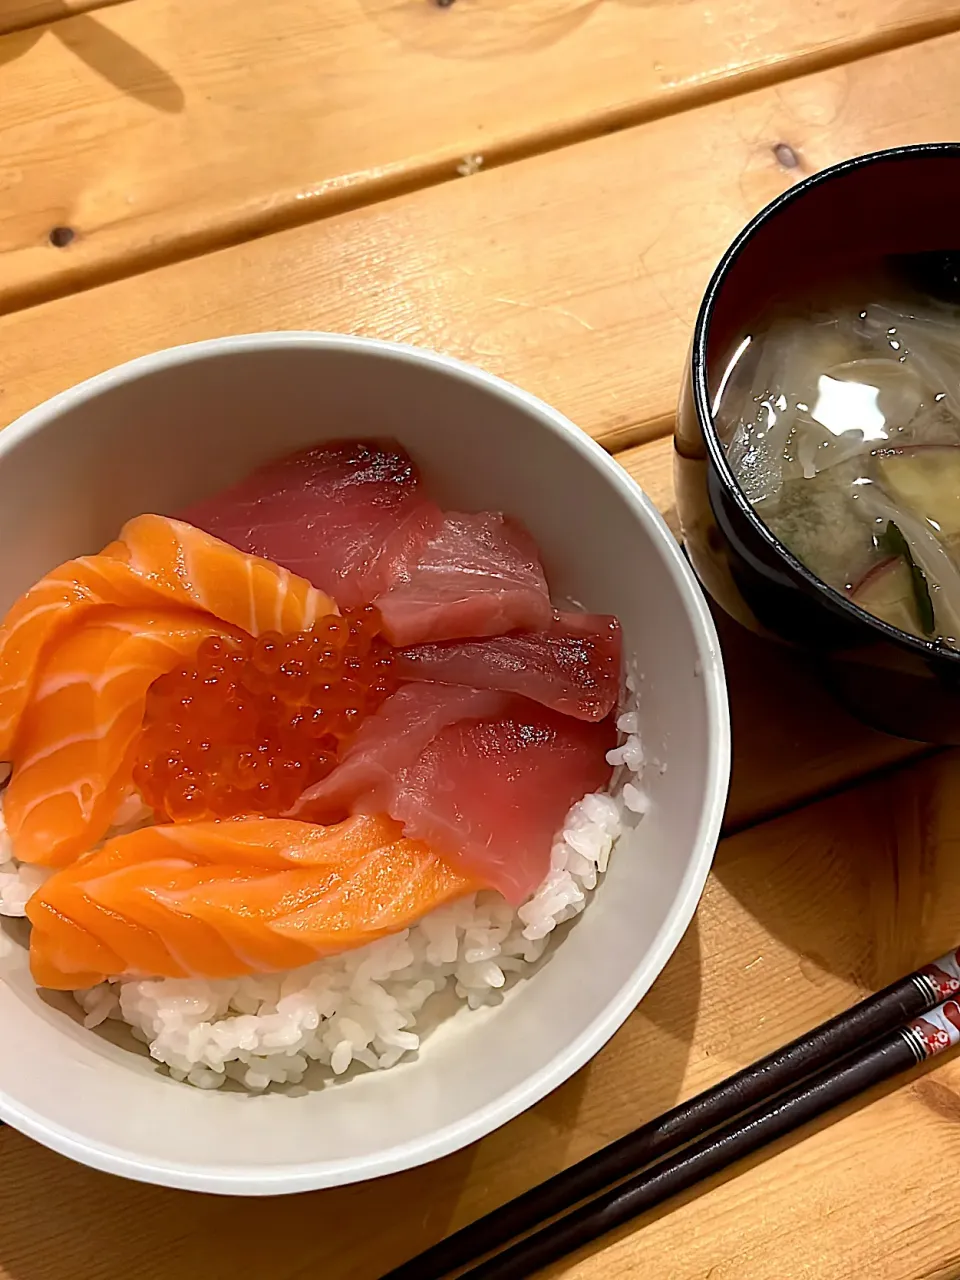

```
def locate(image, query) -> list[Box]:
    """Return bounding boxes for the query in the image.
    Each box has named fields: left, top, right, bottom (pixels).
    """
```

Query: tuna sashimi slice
left=394, top=611, right=622, bottom=722
left=180, top=439, right=442, bottom=611
left=288, top=684, right=513, bottom=823
left=179, top=439, right=553, bottom=645
left=291, top=686, right=616, bottom=902
left=374, top=512, right=552, bottom=646
left=392, top=701, right=616, bottom=904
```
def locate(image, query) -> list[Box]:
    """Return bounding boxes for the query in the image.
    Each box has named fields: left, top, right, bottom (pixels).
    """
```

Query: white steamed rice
left=0, top=696, right=649, bottom=1091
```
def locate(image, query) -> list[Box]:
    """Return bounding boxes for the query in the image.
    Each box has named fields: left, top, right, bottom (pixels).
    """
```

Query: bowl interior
left=705, top=148, right=960, bottom=373
left=0, top=336, right=727, bottom=1192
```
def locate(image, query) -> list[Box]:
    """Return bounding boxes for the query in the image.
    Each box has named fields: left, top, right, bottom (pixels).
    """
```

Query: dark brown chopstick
left=381, top=949, right=960, bottom=1280
left=456, top=1010, right=957, bottom=1280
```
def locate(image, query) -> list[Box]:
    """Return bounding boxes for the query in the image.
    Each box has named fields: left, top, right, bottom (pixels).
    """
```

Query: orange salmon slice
left=27, top=815, right=477, bottom=989
left=0, top=515, right=336, bottom=759
left=4, top=609, right=244, bottom=867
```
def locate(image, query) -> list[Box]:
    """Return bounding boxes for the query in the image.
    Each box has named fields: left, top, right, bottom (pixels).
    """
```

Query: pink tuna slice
left=182, top=441, right=552, bottom=646
left=179, top=439, right=441, bottom=611
left=392, top=699, right=616, bottom=904
left=291, top=686, right=615, bottom=903
left=288, top=683, right=513, bottom=824
left=394, top=610, right=622, bottom=722
left=374, top=511, right=552, bottom=646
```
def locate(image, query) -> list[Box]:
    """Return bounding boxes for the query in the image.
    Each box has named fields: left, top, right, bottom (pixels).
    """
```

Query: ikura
left=133, top=606, right=397, bottom=821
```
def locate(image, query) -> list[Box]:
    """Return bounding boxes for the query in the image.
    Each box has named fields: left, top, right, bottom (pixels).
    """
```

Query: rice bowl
left=0, top=334, right=728, bottom=1192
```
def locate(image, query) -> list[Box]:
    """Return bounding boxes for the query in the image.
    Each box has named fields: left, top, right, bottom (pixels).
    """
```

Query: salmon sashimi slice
left=4, top=610, right=243, bottom=867
left=85, top=863, right=275, bottom=978
left=0, top=515, right=335, bottom=759
left=118, top=515, right=336, bottom=637
left=27, top=815, right=477, bottom=988
left=389, top=701, right=617, bottom=905
left=269, top=838, right=476, bottom=949
left=394, top=611, right=623, bottom=722
left=374, top=512, right=552, bottom=646
left=82, top=823, right=387, bottom=973
left=30, top=828, right=267, bottom=980
left=142, top=812, right=409, bottom=868
left=0, top=552, right=173, bottom=761
left=180, top=440, right=442, bottom=612
left=288, top=684, right=513, bottom=823
left=28, top=898, right=127, bottom=990
left=34, top=845, right=190, bottom=979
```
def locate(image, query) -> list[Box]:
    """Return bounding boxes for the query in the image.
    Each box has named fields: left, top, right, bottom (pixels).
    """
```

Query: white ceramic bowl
left=0, top=334, right=729, bottom=1194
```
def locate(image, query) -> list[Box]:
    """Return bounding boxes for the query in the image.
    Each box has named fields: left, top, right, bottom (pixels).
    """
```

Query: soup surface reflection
left=715, top=253, right=960, bottom=646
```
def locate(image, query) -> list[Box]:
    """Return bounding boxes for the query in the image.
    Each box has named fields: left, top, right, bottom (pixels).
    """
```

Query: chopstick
left=455, top=1007, right=959, bottom=1280
left=381, top=948, right=960, bottom=1280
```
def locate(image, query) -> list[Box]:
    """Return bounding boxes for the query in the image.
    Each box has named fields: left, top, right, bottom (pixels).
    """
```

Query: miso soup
left=714, top=254, right=960, bottom=646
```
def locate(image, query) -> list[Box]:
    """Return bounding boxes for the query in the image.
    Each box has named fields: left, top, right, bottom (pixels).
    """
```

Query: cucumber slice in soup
left=876, top=446, right=960, bottom=536
left=849, top=557, right=924, bottom=636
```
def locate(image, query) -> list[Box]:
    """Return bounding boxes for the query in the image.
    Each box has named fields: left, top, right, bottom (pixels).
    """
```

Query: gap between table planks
left=5, top=28, right=960, bottom=438
left=4, top=1, right=960, bottom=309
left=3, top=748, right=960, bottom=1280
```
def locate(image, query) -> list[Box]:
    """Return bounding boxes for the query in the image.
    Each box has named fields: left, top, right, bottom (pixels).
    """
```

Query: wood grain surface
left=3, top=750, right=959, bottom=1280
left=6, top=29, right=960, bottom=444
left=2, top=12, right=960, bottom=1280
left=0, top=0, right=125, bottom=37
left=2, top=0, right=960, bottom=308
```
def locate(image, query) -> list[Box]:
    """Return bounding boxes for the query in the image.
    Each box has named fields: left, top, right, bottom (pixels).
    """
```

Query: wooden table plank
left=3, top=0, right=960, bottom=308
left=0, top=0, right=126, bottom=38
left=3, top=750, right=958, bottom=1280
left=6, top=30, right=960, bottom=446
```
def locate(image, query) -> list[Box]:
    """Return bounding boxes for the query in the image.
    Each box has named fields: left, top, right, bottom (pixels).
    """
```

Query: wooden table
left=4, top=2, right=960, bottom=1277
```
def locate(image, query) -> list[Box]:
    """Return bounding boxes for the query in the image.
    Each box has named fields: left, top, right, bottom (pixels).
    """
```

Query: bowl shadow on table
left=356, top=0, right=669, bottom=61
left=0, top=922, right=702, bottom=1280
left=0, top=9, right=183, bottom=113
left=713, top=598, right=960, bottom=989
left=715, top=605, right=929, bottom=835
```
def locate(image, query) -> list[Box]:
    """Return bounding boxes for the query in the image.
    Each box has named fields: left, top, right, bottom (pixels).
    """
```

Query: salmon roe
left=133, top=607, right=396, bottom=822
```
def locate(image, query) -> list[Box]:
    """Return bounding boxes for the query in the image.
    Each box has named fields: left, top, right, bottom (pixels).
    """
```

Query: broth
left=714, top=254, right=960, bottom=646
